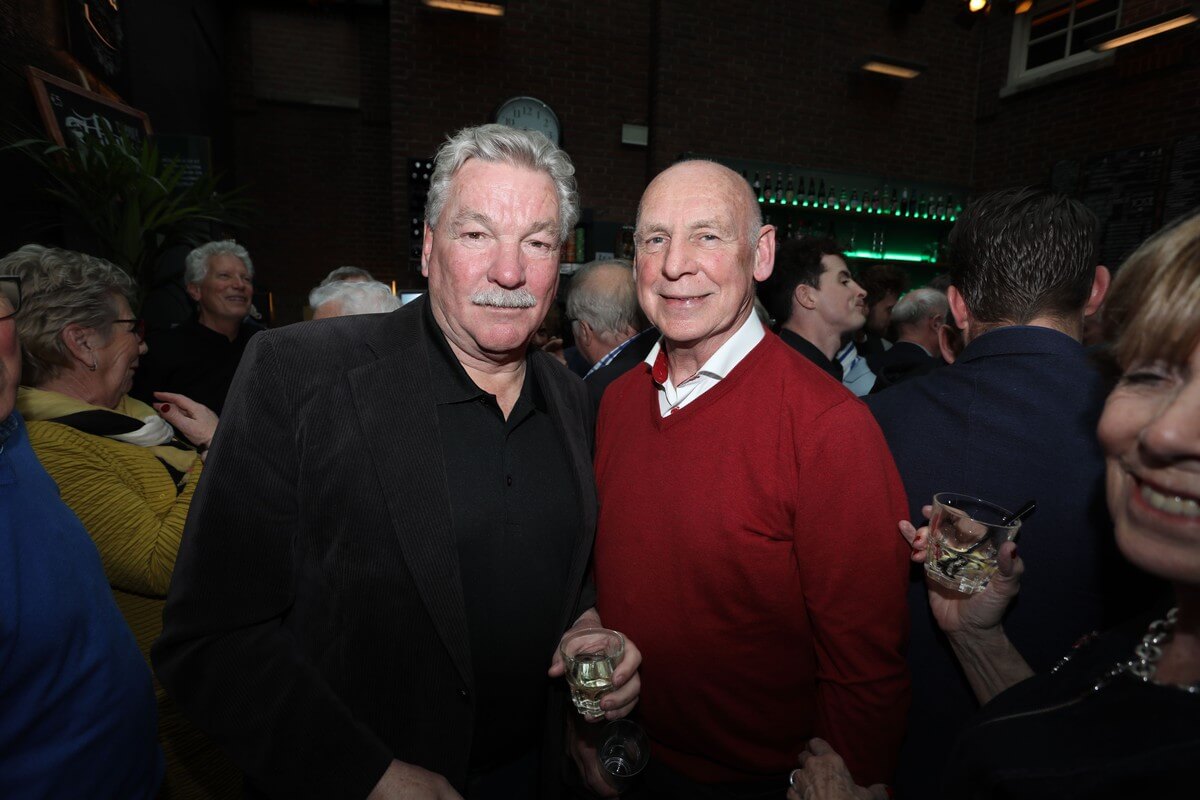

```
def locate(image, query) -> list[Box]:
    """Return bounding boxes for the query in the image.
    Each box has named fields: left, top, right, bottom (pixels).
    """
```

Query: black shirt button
left=506, top=475, right=513, bottom=487
left=459, top=688, right=470, bottom=700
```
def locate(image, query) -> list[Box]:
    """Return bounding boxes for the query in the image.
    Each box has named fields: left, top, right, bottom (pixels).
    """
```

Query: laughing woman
left=786, top=211, right=1200, bottom=800
left=3, top=245, right=238, bottom=798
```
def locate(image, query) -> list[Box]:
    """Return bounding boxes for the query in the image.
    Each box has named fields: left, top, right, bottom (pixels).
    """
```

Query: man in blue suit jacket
left=867, top=188, right=1144, bottom=799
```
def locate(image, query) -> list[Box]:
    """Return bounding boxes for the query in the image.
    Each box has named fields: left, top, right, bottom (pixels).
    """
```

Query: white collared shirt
left=643, top=313, right=765, bottom=417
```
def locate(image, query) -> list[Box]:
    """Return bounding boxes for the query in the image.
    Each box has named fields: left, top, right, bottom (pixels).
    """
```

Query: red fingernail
left=160, top=403, right=171, bottom=412
left=1011, top=547, right=1019, bottom=560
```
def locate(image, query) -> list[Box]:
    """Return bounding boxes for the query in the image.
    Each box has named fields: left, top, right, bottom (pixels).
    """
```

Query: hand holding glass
left=925, top=493, right=1022, bottom=594
left=560, top=627, right=624, bottom=718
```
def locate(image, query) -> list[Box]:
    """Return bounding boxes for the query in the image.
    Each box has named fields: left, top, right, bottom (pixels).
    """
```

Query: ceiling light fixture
left=859, top=55, right=925, bottom=79
left=1088, top=7, right=1198, bottom=51
left=421, top=0, right=505, bottom=16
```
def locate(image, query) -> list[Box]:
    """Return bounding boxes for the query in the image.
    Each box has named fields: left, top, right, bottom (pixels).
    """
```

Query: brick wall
left=972, top=0, right=1200, bottom=192
left=231, top=3, right=394, bottom=322
left=386, top=0, right=983, bottom=285
left=7, top=0, right=1198, bottom=318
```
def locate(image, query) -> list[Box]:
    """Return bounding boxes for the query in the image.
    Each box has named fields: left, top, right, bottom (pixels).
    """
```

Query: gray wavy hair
left=319, top=265, right=374, bottom=286
left=565, top=259, right=644, bottom=336
left=424, top=124, right=579, bottom=244
left=890, top=287, right=949, bottom=327
left=185, top=240, right=254, bottom=285
left=0, top=245, right=137, bottom=385
left=308, top=280, right=402, bottom=316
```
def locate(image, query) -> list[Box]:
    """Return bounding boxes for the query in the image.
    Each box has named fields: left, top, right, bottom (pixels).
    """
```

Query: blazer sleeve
left=793, top=396, right=912, bottom=786
left=151, top=334, right=394, bottom=800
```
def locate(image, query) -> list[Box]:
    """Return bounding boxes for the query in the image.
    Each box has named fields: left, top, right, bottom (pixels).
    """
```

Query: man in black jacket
left=153, top=125, right=640, bottom=800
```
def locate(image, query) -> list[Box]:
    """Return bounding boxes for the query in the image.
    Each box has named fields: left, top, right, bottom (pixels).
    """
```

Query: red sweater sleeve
left=794, top=396, right=911, bottom=785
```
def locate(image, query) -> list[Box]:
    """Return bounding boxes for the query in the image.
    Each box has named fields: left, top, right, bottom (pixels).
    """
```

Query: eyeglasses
left=0, top=276, right=20, bottom=321
left=113, top=317, right=147, bottom=341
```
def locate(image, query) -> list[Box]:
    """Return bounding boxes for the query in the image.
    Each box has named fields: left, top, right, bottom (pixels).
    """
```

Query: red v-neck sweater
left=594, top=332, right=911, bottom=785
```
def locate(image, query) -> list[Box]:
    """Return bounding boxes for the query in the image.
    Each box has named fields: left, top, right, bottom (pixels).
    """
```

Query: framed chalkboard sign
left=26, top=66, right=151, bottom=148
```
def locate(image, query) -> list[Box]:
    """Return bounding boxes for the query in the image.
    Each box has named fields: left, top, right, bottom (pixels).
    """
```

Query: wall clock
left=493, top=96, right=561, bottom=145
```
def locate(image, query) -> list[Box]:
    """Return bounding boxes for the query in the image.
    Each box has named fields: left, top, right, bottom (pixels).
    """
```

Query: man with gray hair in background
left=866, top=286, right=948, bottom=388
left=153, top=124, right=640, bottom=800
left=133, top=240, right=261, bottom=415
left=565, top=258, right=653, bottom=412
left=309, top=279, right=402, bottom=320
left=319, top=265, right=375, bottom=285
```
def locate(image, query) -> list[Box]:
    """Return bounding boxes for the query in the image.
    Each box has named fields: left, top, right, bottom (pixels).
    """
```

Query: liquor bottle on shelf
left=764, top=173, right=774, bottom=204
left=753, top=172, right=762, bottom=203
left=949, top=195, right=961, bottom=220
left=838, top=187, right=849, bottom=210
left=891, top=187, right=901, bottom=215
left=917, top=193, right=929, bottom=218
left=899, top=187, right=910, bottom=217
left=817, top=179, right=827, bottom=208
left=807, top=178, right=817, bottom=207
left=935, top=195, right=946, bottom=220
left=849, top=190, right=860, bottom=212
left=785, top=174, right=795, bottom=205
left=775, top=172, right=785, bottom=204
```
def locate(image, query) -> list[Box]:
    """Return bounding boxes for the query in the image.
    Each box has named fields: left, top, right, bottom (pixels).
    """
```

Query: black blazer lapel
left=532, top=353, right=598, bottom=632
left=347, top=305, right=474, bottom=690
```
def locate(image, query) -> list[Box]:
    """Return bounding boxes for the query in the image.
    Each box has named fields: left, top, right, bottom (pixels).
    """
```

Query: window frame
left=1002, top=0, right=1121, bottom=96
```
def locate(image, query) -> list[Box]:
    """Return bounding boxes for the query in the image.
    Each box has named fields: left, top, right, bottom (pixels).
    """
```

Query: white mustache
left=469, top=288, right=537, bottom=308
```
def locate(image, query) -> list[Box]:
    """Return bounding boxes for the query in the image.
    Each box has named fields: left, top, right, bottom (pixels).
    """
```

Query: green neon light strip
left=754, top=198, right=957, bottom=222
left=846, top=250, right=935, bottom=263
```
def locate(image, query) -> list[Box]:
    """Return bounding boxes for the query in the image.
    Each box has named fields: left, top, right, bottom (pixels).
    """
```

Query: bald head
left=633, top=159, right=775, bottom=369
left=637, top=160, right=762, bottom=245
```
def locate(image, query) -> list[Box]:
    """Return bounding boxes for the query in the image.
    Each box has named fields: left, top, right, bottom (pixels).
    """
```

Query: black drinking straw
left=1002, top=500, right=1037, bottom=526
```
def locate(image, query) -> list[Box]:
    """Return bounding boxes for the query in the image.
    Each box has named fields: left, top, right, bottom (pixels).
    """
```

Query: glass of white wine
left=560, top=627, right=624, bottom=718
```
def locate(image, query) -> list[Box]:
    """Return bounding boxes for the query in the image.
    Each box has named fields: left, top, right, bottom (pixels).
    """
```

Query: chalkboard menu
left=1078, top=144, right=1165, bottom=268
left=27, top=66, right=151, bottom=149
left=1164, top=133, right=1200, bottom=227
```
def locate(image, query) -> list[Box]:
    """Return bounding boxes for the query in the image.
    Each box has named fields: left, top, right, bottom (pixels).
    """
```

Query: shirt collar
left=778, top=328, right=844, bottom=381
left=644, top=312, right=765, bottom=387
left=959, top=325, right=1084, bottom=363
left=422, top=298, right=544, bottom=411
left=583, top=329, right=647, bottom=379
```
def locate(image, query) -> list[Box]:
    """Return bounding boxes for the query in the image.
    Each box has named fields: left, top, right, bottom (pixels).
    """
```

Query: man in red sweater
left=593, top=160, right=911, bottom=798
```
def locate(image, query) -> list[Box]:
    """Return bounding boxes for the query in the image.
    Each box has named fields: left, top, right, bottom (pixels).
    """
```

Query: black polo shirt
left=132, top=317, right=260, bottom=415
left=779, top=328, right=844, bottom=382
left=423, top=305, right=579, bottom=771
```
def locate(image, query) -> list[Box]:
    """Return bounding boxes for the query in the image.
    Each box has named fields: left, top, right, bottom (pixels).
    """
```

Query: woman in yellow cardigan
left=5, top=245, right=239, bottom=799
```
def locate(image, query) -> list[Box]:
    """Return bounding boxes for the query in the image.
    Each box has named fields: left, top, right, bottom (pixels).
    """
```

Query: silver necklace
left=1093, top=607, right=1200, bottom=694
